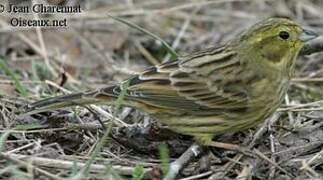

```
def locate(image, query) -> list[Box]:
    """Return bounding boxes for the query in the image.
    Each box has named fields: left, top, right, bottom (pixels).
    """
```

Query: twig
left=208, top=154, right=244, bottom=179
left=163, top=144, right=202, bottom=180
left=253, top=149, right=293, bottom=177
left=162, top=7, right=198, bottom=62
left=211, top=113, right=281, bottom=179
left=268, top=116, right=277, bottom=178
left=284, top=94, right=295, bottom=126
left=179, top=171, right=212, bottom=180
left=0, top=128, right=68, bottom=134
left=250, top=113, right=281, bottom=147
left=274, top=141, right=323, bottom=162
left=300, top=161, right=320, bottom=178
left=134, top=40, right=160, bottom=65
left=236, top=164, right=252, bottom=180
left=32, top=0, right=58, bottom=77
left=278, top=99, right=323, bottom=111
left=5, top=141, right=36, bottom=154
left=1, top=152, right=61, bottom=180
left=292, top=78, right=323, bottom=82
left=0, top=152, right=152, bottom=176
left=300, top=148, right=323, bottom=171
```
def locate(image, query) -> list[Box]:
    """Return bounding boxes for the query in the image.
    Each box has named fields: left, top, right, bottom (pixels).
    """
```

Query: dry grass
left=1, top=0, right=323, bottom=179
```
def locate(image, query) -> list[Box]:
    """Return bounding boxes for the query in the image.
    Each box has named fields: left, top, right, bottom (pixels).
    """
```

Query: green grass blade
left=108, top=14, right=179, bottom=60
left=14, top=123, right=43, bottom=130
left=0, top=130, right=11, bottom=152
left=113, top=80, right=130, bottom=114
left=0, top=58, right=28, bottom=96
left=132, top=164, right=145, bottom=180
left=159, top=144, right=170, bottom=176
left=69, top=80, right=130, bottom=179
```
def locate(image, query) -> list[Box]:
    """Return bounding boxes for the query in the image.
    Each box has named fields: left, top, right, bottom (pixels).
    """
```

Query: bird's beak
left=299, top=29, right=318, bottom=42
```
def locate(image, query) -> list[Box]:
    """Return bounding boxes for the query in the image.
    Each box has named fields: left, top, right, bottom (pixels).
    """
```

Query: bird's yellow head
left=239, top=18, right=317, bottom=61
left=236, top=17, right=318, bottom=74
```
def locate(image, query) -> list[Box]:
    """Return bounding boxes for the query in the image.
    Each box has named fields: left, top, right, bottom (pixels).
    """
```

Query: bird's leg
left=194, top=135, right=254, bottom=157
left=207, top=141, right=240, bottom=151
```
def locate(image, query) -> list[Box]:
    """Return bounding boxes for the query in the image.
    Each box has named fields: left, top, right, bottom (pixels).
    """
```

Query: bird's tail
left=25, top=86, right=118, bottom=115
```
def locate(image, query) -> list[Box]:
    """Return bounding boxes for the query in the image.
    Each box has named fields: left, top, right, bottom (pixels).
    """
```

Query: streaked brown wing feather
left=125, top=64, right=205, bottom=111
left=98, top=46, right=251, bottom=114
left=172, top=48, right=250, bottom=109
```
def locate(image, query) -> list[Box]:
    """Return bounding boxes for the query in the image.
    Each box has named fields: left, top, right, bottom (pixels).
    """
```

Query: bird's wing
left=95, top=46, right=253, bottom=115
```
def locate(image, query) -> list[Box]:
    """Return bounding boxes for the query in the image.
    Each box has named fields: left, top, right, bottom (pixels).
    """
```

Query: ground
left=1, top=0, right=323, bottom=179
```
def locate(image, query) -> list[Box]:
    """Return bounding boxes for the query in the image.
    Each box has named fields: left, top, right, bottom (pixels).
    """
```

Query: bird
left=25, top=18, right=318, bottom=147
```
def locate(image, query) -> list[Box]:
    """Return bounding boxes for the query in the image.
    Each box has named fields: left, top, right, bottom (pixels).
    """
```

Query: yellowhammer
left=25, top=18, right=318, bottom=146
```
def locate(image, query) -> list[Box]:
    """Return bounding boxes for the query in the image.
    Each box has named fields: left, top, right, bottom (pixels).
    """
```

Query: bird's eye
left=279, top=31, right=290, bottom=40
